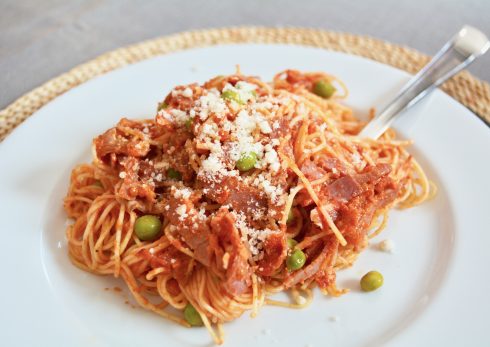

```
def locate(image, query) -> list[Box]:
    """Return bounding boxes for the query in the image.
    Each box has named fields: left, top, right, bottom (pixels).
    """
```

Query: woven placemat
left=1, top=27, right=489, bottom=142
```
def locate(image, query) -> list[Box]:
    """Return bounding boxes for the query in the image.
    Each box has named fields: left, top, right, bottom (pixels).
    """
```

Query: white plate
left=1, top=44, right=489, bottom=347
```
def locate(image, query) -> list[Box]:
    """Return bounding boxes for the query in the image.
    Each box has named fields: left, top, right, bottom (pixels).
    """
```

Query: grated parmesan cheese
left=196, top=89, right=227, bottom=120
left=169, top=109, right=188, bottom=126
left=253, top=101, right=273, bottom=110
left=252, top=173, right=284, bottom=205
left=182, top=87, right=193, bottom=98
left=200, top=153, right=225, bottom=174
left=172, top=87, right=193, bottom=98
left=201, top=123, right=219, bottom=138
left=262, top=143, right=281, bottom=173
left=232, top=211, right=274, bottom=260
left=351, top=152, right=363, bottom=166
left=255, top=114, right=272, bottom=134
left=173, top=187, right=192, bottom=199
left=378, top=239, right=395, bottom=253
left=236, top=109, right=257, bottom=133
left=223, top=81, right=257, bottom=104
left=176, top=204, right=188, bottom=221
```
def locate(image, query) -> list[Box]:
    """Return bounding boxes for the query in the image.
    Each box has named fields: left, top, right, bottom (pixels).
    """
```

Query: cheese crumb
left=378, top=239, right=395, bottom=253
left=173, top=187, right=192, bottom=199
left=201, top=153, right=225, bottom=173
left=252, top=173, right=284, bottom=205
left=182, top=87, right=193, bottom=98
left=172, top=87, right=193, bottom=98
left=223, top=82, right=257, bottom=104
left=254, top=113, right=272, bottom=134
left=196, top=90, right=227, bottom=120
left=262, top=143, right=281, bottom=173
left=176, top=204, right=188, bottom=221
left=168, top=109, right=188, bottom=126
left=233, top=211, right=273, bottom=260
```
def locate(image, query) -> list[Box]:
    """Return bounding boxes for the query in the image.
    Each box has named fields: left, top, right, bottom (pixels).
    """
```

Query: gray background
left=1, top=0, right=489, bottom=110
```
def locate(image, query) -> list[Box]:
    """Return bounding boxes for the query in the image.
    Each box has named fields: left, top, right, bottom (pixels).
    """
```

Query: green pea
left=184, top=118, right=193, bottom=130
left=360, top=271, right=384, bottom=292
left=287, top=238, right=298, bottom=249
left=157, top=101, right=168, bottom=111
left=236, top=152, right=257, bottom=172
left=184, top=304, right=203, bottom=326
left=313, top=80, right=336, bottom=99
left=167, top=168, right=182, bottom=180
left=93, top=180, right=103, bottom=188
left=134, top=215, right=162, bottom=241
left=286, top=249, right=306, bottom=271
left=286, top=209, right=294, bottom=225
left=221, top=90, right=243, bottom=104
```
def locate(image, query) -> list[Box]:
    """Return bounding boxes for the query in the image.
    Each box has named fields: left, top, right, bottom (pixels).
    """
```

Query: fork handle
left=359, top=26, right=489, bottom=139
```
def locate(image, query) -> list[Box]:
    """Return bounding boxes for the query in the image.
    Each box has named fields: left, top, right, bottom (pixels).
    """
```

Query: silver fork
left=359, top=25, right=489, bottom=139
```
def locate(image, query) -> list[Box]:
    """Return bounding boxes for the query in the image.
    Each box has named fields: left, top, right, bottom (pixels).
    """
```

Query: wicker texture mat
left=1, top=27, right=489, bottom=141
